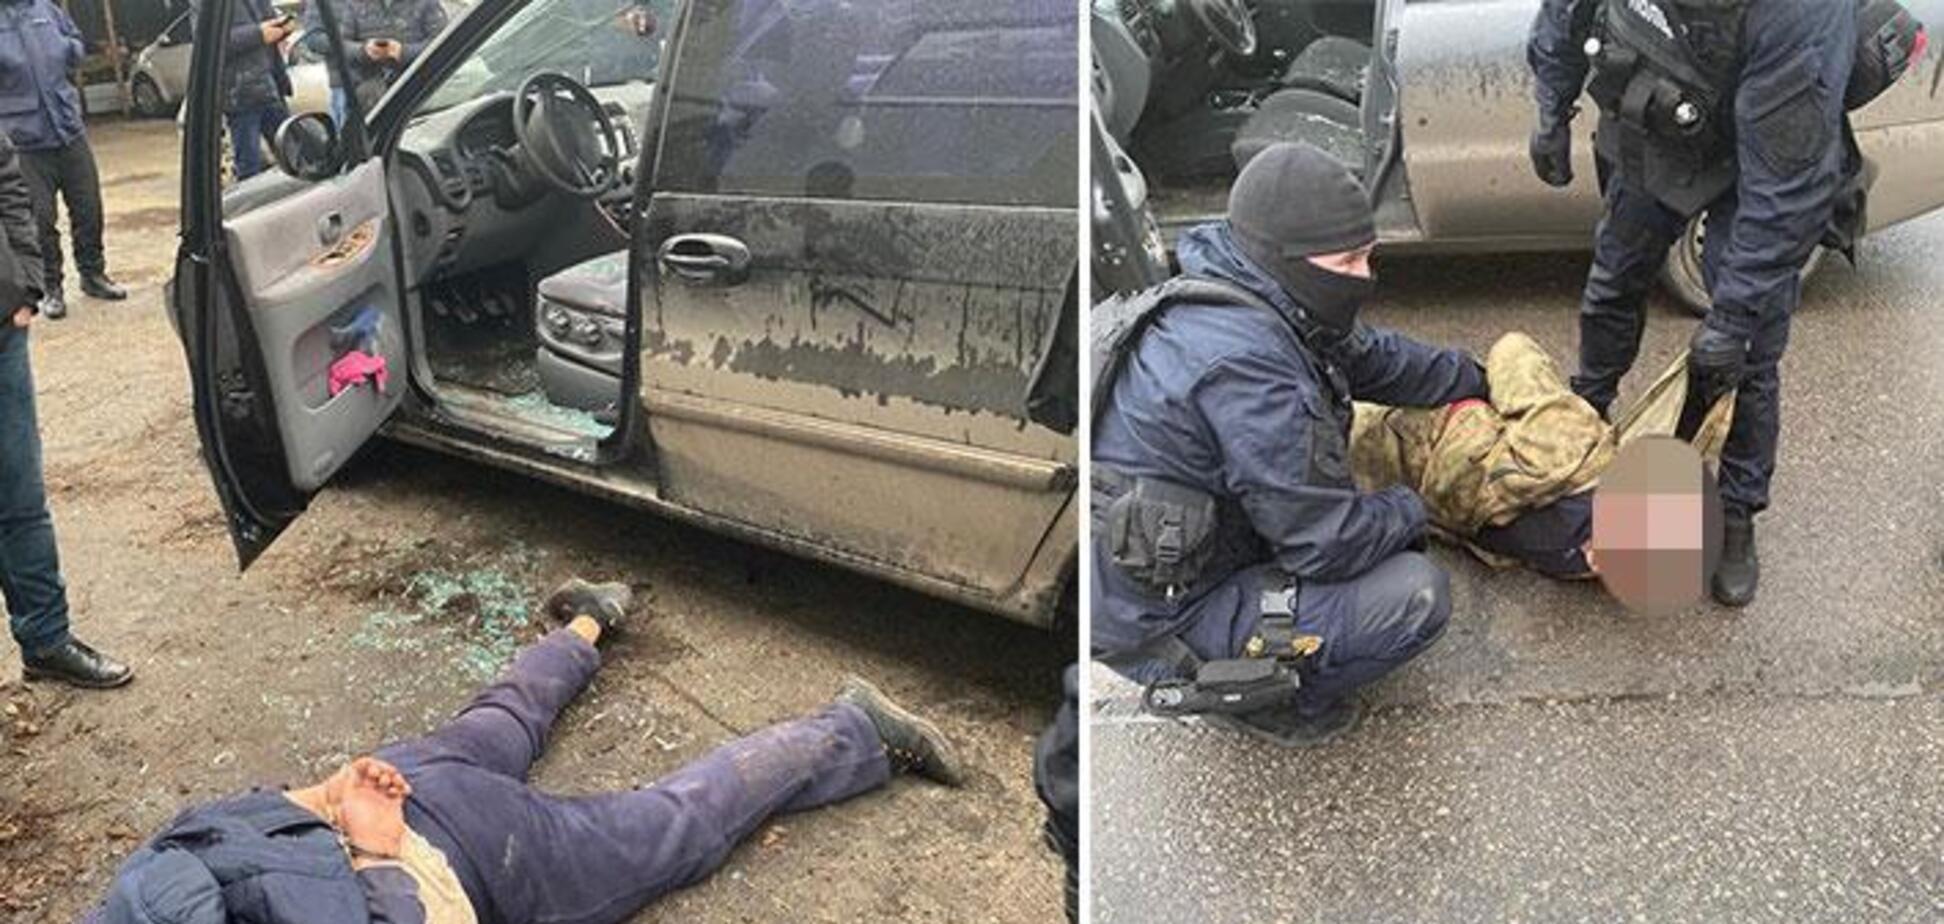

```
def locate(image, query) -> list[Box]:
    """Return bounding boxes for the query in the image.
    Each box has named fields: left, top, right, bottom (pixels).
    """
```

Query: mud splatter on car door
left=635, top=0, right=1079, bottom=603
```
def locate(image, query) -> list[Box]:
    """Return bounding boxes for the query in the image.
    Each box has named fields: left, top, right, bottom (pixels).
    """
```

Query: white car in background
left=135, top=6, right=330, bottom=119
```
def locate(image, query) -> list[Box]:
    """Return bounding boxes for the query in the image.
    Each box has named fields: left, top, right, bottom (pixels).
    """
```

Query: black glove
left=1678, top=323, right=1747, bottom=441
left=1529, top=112, right=1575, bottom=188
left=1688, top=323, right=1748, bottom=384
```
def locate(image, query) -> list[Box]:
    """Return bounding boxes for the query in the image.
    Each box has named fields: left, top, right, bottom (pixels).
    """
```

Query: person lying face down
left=77, top=579, right=961, bottom=924
left=1348, top=332, right=1733, bottom=579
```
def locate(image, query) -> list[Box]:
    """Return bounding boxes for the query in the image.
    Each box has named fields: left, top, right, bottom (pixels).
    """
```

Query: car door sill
left=645, top=389, right=1076, bottom=493
left=379, top=416, right=1055, bottom=626
left=427, top=382, right=612, bottom=463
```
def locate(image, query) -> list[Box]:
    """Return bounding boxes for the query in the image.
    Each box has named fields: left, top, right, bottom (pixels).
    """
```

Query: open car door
left=172, top=0, right=408, bottom=568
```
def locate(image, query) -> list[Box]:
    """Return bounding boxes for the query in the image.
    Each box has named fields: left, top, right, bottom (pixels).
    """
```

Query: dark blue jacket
left=191, top=0, right=294, bottom=114
left=0, top=0, right=85, bottom=151
left=1090, top=223, right=1485, bottom=658
left=78, top=789, right=425, bottom=924
left=301, top=0, right=449, bottom=92
left=1529, top=0, right=1856, bottom=338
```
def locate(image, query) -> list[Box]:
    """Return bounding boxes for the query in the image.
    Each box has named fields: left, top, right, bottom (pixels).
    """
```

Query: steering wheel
left=1185, top=0, right=1257, bottom=58
left=512, top=71, right=623, bottom=199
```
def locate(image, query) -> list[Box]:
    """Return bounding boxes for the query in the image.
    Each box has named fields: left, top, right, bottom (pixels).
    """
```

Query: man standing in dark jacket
left=0, top=0, right=126, bottom=320
left=1091, top=142, right=1486, bottom=745
left=78, top=579, right=959, bottom=924
left=1528, top=0, right=1864, bottom=606
left=193, top=0, right=297, bottom=180
left=0, top=134, right=132, bottom=689
left=303, top=0, right=449, bottom=127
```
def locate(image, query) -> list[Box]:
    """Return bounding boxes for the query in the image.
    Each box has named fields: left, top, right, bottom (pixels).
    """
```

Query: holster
left=1139, top=572, right=1323, bottom=719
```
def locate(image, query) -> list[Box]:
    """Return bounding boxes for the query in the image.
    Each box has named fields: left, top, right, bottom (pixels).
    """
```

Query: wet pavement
left=1090, top=209, right=1944, bottom=922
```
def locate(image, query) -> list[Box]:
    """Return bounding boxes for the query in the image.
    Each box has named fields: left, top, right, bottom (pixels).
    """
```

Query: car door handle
left=318, top=211, right=345, bottom=247
left=658, top=233, right=751, bottom=287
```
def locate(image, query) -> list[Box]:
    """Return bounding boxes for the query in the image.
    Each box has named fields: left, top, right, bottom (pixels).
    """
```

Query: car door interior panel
left=220, top=158, right=404, bottom=492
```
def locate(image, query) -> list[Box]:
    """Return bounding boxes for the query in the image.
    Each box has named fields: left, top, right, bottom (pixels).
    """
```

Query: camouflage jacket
left=1350, top=332, right=1733, bottom=537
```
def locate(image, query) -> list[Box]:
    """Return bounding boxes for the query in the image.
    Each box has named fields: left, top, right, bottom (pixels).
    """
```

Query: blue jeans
left=0, top=326, right=71, bottom=657
left=328, top=86, right=352, bottom=131
left=380, top=630, right=891, bottom=924
left=226, top=101, right=291, bottom=181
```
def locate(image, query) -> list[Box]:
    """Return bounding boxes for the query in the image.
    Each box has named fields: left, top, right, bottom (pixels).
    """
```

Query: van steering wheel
left=1186, top=0, right=1257, bottom=59
left=513, top=71, right=623, bottom=199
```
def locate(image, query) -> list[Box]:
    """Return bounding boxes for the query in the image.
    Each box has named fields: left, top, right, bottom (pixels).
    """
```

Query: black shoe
left=22, top=638, right=133, bottom=689
left=837, top=675, right=963, bottom=786
left=1713, top=514, right=1759, bottom=607
left=542, top=578, right=632, bottom=636
left=80, top=273, right=127, bottom=301
left=1204, top=698, right=1363, bottom=748
left=39, top=292, right=66, bottom=320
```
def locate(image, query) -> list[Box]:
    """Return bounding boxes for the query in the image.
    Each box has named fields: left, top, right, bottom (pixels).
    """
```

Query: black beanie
left=1226, top=142, right=1376, bottom=258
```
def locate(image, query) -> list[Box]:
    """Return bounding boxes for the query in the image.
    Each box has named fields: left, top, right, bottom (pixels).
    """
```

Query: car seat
left=1229, top=88, right=1365, bottom=175
left=534, top=250, right=629, bottom=412
left=1276, top=34, right=1369, bottom=103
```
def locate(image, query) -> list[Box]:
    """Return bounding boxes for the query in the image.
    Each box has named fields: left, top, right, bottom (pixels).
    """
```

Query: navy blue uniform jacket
left=1090, top=223, right=1485, bottom=661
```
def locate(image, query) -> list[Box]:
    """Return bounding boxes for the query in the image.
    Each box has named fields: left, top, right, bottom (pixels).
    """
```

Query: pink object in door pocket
left=328, top=350, right=390, bottom=397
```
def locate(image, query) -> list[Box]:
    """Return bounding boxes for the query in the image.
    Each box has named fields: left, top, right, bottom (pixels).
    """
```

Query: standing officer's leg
left=1572, top=178, right=1689, bottom=416
left=62, top=136, right=122, bottom=301
left=17, top=149, right=64, bottom=316
left=1697, top=192, right=1798, bottom=606
left=0, top=327, right=71, bottom=658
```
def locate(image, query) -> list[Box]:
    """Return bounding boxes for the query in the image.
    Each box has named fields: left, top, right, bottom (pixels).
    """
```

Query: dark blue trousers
left=226, top=101, right=290, bottom=181
left=1572, top=174, right=1797, bottom=517
left=379, top=630, right=891, bottom=924
left=1174, top=553, right=1452, bottom=717
left=0, top=326, right=72, bottom=657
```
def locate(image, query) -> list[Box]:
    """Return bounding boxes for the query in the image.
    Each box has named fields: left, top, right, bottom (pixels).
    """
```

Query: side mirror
left=272, top=112, right=344, bottom=181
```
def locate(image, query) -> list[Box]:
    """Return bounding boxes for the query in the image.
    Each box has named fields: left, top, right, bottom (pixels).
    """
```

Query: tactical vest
left=1582, top=0, right=1749, bottom=214
left=1090, top=277, right=1284, bottom=600
left=1580, top=0, right=1925, bottom=216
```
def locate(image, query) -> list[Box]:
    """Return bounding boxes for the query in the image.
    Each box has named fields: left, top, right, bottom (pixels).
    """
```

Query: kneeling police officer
left=1527, top=0, right=1924, bottom=606
left=1090, top=142, right=1487, bottom=746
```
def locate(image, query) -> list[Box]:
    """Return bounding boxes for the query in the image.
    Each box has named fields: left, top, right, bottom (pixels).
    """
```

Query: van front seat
left=1229, top=88, right=1365, bottom=176
left=534, top=250, right=629, bottom=413
left=1277, top=34, right=1369, bottom=103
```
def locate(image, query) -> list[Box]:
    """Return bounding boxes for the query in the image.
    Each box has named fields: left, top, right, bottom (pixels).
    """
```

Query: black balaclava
left=1226, top=142, right=1378, bottom=344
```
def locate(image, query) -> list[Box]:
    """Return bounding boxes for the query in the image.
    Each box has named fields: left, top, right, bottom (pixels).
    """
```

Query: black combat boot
left=837, top=676, right=964, bottom=786
left=80, top=273, right=127, bottom=301
left=1712, top=513, right=1759, bottom=607
left=1207, top=697, right=1363, bottom=748
left=542, top=578, right=632, bottom=637
left=23, top=638, right=133, bottom=689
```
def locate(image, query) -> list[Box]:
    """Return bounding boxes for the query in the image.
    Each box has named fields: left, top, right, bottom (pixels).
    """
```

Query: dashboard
left=392, top=82, right=656, bottom=283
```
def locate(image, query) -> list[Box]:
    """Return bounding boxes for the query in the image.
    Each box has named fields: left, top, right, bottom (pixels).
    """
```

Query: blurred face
left=1589, top=437, right=1721, bottom=615
left=1306, top=244, right=1374, bottom=280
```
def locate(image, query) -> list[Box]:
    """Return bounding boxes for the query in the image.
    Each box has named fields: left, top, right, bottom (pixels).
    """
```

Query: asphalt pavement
left=1089, top=209, right=1944, bottom=922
